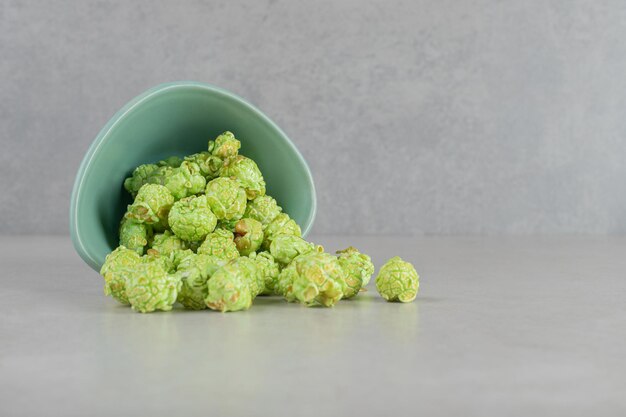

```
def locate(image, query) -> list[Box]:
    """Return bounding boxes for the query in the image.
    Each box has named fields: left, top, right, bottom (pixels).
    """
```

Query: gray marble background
left=2, top=0, right=626, bottom=235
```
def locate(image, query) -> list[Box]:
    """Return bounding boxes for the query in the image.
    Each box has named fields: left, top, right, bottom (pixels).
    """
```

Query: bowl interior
left=71, top=82, right=316, bottom=271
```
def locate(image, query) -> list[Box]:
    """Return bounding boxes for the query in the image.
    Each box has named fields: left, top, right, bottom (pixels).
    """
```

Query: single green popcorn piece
left=336, top=247, right=375, bottom=298
left=100, top=246, right=142, bottom=305
left=185, top=151, right=222, bottom=180
left=157, top=155, right=183, bottom=168
left=234, top=218, right=264, bottom=256
left=212, top=131, right=241, bottom=159
left=176, top=253, right=226, bottom=310
left=119, top=217, right=151, bottom=255
left=205, top=261, right=253, bottom=312
left=262, top=213, right=302, bottom=250
left=375, top=256, right=419, bottom=302
left=124, top=163, right=158, bottom=197
left=205, top=177, right=247, bottom=221
left=164, top=161, right=207, bottom=200
left=250, top=251, right=280, bottom=295
left=126, top=184, right=174, bottom=225
left=168, top=195, right=217, bottom=242
left=197, top=228, right=240, bottom=260
left=243, top=195, right=282, bottom=229
left=125, top=258, right=182, bottom=313
left=269, top=234, right=322, bottom=267
left=149, top=230, right=187, bottom=257
left=220, top=155, right=266, bottom=200
left=278, top=252, right=346, bottom=307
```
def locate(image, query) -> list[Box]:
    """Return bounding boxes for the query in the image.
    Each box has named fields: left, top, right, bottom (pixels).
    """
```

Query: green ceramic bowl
left=70, top=81, right=316, bottom=272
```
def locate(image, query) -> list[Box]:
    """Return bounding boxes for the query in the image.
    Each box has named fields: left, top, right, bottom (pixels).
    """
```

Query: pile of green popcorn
left=100, top=131, right=419, bottom=313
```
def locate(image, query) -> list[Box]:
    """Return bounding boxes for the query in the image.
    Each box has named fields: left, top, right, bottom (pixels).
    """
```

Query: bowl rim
left=70, top=80, right=317, bottom=271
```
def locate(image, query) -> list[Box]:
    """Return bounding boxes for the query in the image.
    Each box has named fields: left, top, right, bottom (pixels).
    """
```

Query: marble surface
left=1, top=235, right=625, bottom=416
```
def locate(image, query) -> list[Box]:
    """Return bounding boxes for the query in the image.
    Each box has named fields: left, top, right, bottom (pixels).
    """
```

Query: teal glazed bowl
left=70, top=81, right=316, bottom=272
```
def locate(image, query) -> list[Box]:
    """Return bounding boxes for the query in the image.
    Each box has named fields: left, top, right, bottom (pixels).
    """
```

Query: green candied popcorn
left=126, top=184, right=174, bottom=225
left=220, top=155, right=266, bottom=200
left=171, top=248, right=196, bottom=269
left=205, top=177, right=247, bottom=221
left=185, top=151, right=222, bottom=180
left=176, top=253, right=226, bottom=310
left=125, top=257, right=182, bottom=313
left=143, top=248, right=177, bottom=274
left=250, top=251, right=280, bottom=295
left=212, top=131, right=241, bottom=159
left=276, top=260, right=298, bottom=300
left=262, top=213, right=301, bottom=250
left=278, top=252, right=346, bottom=307
left=269, top=234, right=323, bottom=267
left=232, top=256, right=264, bottom=297
left=150, top=218, right=169, bottom=233
left=375, top=256, right=419, bottom=302
left=119, top=217, right=151, bottom=255
left=205, top=261, right=253, bottom=312
left=168, top=195, right=217, bottom=242
left=100, top=246, right=141, bottom=305
left=144, top=165, right=174, bottom=187
left=217, top=218, right=238, bottom=232
left=197, top=228, right=239, bottom=260
left=336, top=247, right=375, bottom=298
left=149, top=230, right=187, bottom=257
left=124, top=163, right=158, bottom=197
left=164, top=161, right=207, bottom=200
left=234, top=218, right=264, bottom=256
left=157, top=155, right=183, bottom=168
left=243, top=195, right=282, bottom=229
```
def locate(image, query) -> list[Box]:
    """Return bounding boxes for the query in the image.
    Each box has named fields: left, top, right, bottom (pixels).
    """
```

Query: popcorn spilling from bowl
left=101, top=132, right=419, bottom=312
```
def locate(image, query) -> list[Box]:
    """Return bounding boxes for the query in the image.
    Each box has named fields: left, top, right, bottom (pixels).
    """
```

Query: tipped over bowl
left=70, top=81, right=316, bottom=272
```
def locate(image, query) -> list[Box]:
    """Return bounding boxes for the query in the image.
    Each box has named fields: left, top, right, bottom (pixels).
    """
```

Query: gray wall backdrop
left=2, top=0, right=626, bottom=235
